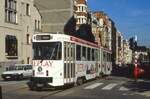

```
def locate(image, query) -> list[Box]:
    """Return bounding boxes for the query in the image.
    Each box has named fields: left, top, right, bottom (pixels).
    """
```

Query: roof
left=76, top=0, right=87, bottom=4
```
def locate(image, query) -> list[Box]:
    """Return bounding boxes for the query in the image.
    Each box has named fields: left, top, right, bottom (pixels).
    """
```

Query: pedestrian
left=134, top=66, right=139, bottom=82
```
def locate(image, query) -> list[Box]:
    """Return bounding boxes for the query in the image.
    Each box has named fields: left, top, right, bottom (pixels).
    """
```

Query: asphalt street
left=0, top=76, right=150, bottom=99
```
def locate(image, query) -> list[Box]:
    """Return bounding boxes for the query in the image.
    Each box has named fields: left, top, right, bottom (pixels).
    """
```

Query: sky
left=88, top=0, right=150, bottom=46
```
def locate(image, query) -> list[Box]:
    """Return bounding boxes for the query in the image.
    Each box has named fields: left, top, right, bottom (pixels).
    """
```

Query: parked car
left=1, top=64, right=32, bottom=80
left=138, top=61, right=150, bottom=78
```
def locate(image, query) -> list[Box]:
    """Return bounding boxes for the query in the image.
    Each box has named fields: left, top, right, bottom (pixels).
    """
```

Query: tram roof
left=33, top=33, right=112, bottom=52
left=33, top=33, right=99, bottom=48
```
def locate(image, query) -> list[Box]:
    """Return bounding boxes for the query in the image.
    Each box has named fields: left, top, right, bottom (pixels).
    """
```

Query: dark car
left=139, top=61, right=150, bottom=78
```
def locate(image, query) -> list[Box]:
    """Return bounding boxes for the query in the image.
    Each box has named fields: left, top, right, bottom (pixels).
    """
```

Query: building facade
left=34, top=0, right=91, bottom=37
left=0, top=0, right=41, bottom=75
left=111, top=20, right=117, bottom=65
left=90, top=13, right=101, bottom=46
left=76, top=0, right=88, bottom=29
left=34, top=0, right=77, bottom=34
left=117, top=32, right=123, bottom=65
left=123, top=40, right=133, bottom=64
left=93, top=11, right=112, bottom=50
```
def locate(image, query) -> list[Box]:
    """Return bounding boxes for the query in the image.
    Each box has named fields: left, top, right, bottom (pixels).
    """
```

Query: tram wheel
left=29, top=85, right=36, bottom=91
left=77, top=78, right=83, bottom=85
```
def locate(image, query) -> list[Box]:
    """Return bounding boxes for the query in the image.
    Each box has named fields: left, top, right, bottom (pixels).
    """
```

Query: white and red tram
left=28, top=33, right=112, bottom=90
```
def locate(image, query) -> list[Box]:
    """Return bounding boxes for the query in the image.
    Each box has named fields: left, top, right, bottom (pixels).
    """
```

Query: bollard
left=0, top=86, right=2, bottom=99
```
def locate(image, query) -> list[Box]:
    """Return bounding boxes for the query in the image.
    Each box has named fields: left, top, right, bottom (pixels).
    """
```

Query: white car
left=1, top=64, right=32, bottom=80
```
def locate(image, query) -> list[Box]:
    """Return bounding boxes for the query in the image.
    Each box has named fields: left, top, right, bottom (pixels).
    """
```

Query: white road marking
left=84, top=83, right=103, bottom=89
left=119, top=86, right=129, bottom=91
left=102, top=83, right=117, bottom=90
left=137, top=91, right=150, bottom=97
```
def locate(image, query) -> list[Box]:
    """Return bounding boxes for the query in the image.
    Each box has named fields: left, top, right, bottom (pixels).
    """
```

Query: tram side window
left=94, top=50, right=98, bottom=61
left=87, top=48, right=91, bottom=61
left=103, top=52, right=106, bottom=62
left=110, top=54, right=112, bottom=62
left=64, top=43, right=66, bottom=60
left=107, top=53, right=109, bottom=62
left=82, top=46, right=86, bottom=61
left=105, top=53, right=107, bottom=62
left=92, top=49, right=95, bottom=61
left=109, top=53, right=111, bottom=62
left=98, top=50, right=100, bottom=61
left=76, top=45, right=81, bottom=60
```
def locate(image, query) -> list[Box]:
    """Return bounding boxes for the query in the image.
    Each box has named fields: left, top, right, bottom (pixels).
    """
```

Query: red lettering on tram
left=32, top=60, right=53, bottom=67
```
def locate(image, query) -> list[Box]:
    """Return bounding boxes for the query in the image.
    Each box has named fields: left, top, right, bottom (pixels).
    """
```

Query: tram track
left=2, top=86, right=28, bottom=93
left=2, top=77, right=109, bottom=99
left=37, top=78, right=107, bottom=99
left=38, top=89, right=66, bottom=99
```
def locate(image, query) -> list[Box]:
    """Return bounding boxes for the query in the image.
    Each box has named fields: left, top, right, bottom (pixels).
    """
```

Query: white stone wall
left=0, top=0, right=41, bottom=75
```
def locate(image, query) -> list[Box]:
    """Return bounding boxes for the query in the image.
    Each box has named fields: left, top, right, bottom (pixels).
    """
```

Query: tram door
left=64, top=42, right=75, bottom=84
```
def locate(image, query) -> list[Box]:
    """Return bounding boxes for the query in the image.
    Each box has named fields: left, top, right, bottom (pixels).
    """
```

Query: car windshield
left=6, top=66, right=25, bottom=71
left=14, top=66, right=24, bottom=70
left=33, top=42, right=62, bottom=60
left=6, top=66, right=15, bottom=71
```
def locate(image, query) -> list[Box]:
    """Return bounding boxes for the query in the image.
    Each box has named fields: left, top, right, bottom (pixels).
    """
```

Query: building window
left=82, top=6, right=84, bottom=12
left=27, top=57, right=30, bottom=64
left=38, top=20, right=40, bottom=30
left=5, top=0, right=17, bottom=23
left=35, top=20, right=40, bottom=31
left=26, top=3, right=30, bottom=16
left=77, top=6, right=80, bottom=12
left=35, top=20, right=37, bottom=30
left=26, top=34, right=30, bottom=44
left=5, top=35, right=18, bottom=57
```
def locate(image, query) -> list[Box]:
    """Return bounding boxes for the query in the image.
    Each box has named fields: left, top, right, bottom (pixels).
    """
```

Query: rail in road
left=0, top=78, right=107, bottom=99
left=1, top=77, right=150, bottom=99
left=1, top=82, right=77, bottom=99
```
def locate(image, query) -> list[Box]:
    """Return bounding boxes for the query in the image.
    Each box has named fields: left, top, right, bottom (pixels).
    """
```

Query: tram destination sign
left=36, top=35, right=52, bottom=40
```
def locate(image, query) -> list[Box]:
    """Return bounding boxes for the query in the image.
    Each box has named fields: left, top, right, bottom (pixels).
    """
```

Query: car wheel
left=4, top=78, right=9, bottom=81
left=19, top=74, right=24, bottom=80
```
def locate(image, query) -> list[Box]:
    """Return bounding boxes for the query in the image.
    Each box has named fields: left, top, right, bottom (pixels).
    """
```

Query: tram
left=28, top=33, right=112, bottom=90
